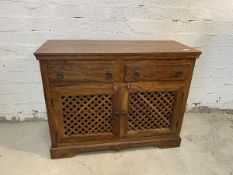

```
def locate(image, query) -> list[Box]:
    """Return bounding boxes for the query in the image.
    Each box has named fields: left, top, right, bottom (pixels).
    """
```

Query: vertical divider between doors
left=120, top=83, right=129, bottom=138
left=112, top=82, right=129, bottom=138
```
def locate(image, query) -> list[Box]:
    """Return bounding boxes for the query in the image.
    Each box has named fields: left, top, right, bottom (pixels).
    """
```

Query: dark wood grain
left=35, top=40, right=201, bottom=159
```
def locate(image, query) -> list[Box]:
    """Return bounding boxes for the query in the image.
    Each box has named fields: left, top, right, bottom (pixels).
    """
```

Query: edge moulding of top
left=34, top=40, right=202, bottom=58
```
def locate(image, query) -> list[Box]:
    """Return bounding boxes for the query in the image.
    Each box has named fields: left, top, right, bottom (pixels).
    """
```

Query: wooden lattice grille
left=61, top=94, right=113, bottom=136
left=128, top=91, right=176, bottom=131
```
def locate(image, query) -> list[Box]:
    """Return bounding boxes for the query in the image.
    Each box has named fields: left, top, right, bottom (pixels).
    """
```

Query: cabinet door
left=125, top=81, right=185, bottom=138
left=51, top=84, right=118, bottom=143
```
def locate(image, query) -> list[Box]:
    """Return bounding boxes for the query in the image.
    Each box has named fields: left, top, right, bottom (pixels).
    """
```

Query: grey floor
left=0, top=112, right=232, bottom=175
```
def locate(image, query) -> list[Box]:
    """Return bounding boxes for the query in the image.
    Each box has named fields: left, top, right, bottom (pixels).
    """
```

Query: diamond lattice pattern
left=128, top=91, right=176, bottom=131
left=61, top=94, right=113, bottom=136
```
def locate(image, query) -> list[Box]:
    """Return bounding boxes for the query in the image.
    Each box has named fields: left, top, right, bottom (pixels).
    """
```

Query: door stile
left=112, top=83, right=129, bottom=138
left=169, top=85, right=185, bottom=134
left=51, top=90, right=65, bottom=143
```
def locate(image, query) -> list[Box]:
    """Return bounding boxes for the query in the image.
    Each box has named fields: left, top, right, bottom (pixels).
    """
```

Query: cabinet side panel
left=175, top=59, right=196, bottom=135
left=39, top=60, right=58, bottom=147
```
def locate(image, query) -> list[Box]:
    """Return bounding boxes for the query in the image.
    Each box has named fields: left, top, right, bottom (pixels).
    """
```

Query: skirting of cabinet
left=51, top=136, right=181, bottom=159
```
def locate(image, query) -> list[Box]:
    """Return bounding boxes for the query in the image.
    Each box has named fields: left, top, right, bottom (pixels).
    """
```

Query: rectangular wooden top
left=34, top=40, right=201, bottom=59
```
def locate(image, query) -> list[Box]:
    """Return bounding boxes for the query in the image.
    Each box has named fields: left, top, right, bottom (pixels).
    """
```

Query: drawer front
left=125, top=63, right=192, bottom=82
left=48, top=63, right=122, bottom=84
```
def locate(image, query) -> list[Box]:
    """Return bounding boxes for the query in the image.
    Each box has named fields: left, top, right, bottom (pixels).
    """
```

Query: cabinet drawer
left=125, top=63, right=192, bottom=82
left=47, top=63, right=122, bottom=84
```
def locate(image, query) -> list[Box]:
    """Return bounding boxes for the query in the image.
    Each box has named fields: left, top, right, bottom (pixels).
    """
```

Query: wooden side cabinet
left=34, top=40, right=201, bottom=159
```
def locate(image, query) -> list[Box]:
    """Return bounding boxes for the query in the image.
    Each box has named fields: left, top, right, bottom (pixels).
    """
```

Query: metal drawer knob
left=115, top=111, right=120, bottom=116
left=113, top=111, right=128, bottom=117
left=56, top=71, right=64, bottom=80
left=106, top=70, right=112, bottom=78
left=133, top=70, right=140, bottom=77
left=175, top=71, right=183, bottom=78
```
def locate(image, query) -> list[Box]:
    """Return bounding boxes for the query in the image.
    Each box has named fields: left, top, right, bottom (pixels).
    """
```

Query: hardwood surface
left=47, top=62, right=123, bottom=84
left=34, top=40, right=201, bottom=58
left=35, top=40, right=201, bottom=159
left=125, top=63, right=192, bottom=81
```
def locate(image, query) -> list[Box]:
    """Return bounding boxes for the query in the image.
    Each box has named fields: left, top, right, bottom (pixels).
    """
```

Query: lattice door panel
left=61, top=94, right=113, bottom=136
left=128, top=91, right=177, bottom=131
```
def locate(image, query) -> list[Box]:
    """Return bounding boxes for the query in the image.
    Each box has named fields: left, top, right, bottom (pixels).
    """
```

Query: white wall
left=0, top=0, right=233, bottom=120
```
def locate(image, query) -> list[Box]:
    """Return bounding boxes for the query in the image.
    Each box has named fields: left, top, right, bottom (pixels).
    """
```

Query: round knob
left=115, top=111, right=120, bottom=116
left=56, top=71, right=64, bottom=80
left=175, top=71, right=183, bottom=78
left=133, top=70, right=140, bottom=77
left=106, top=70, right=112, bottom=78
